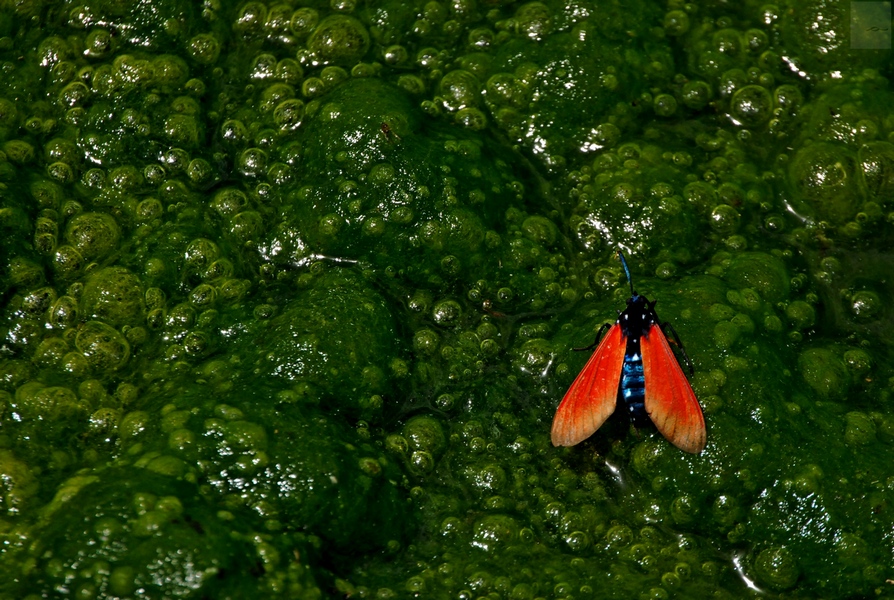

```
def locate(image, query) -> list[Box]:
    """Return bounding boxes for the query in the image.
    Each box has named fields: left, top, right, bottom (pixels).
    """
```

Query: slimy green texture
left=1, top=0, right=893, bottom=598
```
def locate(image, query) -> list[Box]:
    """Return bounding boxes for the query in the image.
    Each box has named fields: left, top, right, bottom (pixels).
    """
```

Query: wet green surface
left=1, top=0, right=894, bottom=598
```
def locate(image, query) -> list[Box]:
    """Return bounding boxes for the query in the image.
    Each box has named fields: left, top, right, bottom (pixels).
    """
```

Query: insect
left=380, top=122, right=401, bottom=143
left=551, top=252, right=706, bottom=453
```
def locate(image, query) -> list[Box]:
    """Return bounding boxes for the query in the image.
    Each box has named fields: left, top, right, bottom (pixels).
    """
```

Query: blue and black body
left=579, top=253, right=694, bottom=427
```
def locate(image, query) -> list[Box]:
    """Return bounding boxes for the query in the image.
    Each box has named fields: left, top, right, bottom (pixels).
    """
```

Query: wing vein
left=551, top=325, right=626, bottom=447
left=642, top=325, right=706, bottom=453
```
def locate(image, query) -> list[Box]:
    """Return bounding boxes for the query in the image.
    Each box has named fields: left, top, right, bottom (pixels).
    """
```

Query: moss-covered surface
left=1, top=0, right=894, bottom=597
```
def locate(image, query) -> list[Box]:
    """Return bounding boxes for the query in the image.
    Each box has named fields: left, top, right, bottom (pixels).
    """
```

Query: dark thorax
left=617, top=293, right=657, bottom=425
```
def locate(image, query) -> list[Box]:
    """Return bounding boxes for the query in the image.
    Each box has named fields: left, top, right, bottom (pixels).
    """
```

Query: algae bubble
left=798, top=347, right=849, bottom=398
left=724, top=252, right=790, bottom=303
left=729, top=85, right=772, bottom=127
left=307, top=15, right=370, bottom=66
left=254, top=269, right=396, bottom=417
left=789, top=143, right=857, bottom=224
left=81, top=267, right=146, bottom=327
left=753, top=546, right=800, bottom=591
left=75, top=321, right=131, bottom=372
left=64, top=212, right=120, bottom=261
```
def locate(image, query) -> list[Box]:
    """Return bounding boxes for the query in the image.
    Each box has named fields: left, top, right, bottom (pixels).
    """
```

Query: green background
left=1, top=0, right=894, bottom=597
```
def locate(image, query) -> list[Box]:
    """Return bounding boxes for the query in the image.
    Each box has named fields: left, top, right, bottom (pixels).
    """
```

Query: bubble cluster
left=19, top=466, right=323, bottom=598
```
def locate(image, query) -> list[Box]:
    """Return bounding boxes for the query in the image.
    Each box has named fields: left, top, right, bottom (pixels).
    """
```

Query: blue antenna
left=618, top=252, right=635, bottom=295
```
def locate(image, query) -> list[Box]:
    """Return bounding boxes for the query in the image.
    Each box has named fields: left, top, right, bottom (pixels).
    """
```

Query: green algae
left=253, top=269, right=397, bottom=418
left=20, top=468, right=323, bottom=598
left=0, top=0, right=894, bottom=598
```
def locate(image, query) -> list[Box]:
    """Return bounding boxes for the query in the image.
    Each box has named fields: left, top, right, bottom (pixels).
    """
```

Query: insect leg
left=574, top=322, right=612, bottom=352
left=659, top=321, right=695, bottom=375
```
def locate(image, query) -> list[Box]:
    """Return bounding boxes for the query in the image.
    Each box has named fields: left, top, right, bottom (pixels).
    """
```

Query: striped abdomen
left=620, top=338, right=648, bottom=424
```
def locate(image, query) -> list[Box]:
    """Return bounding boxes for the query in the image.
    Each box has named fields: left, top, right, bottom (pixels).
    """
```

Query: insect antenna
left=618, top=252, right=635, bottom=295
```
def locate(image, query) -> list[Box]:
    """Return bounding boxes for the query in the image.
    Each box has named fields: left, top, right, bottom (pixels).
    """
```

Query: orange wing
left=551, top=324, right=626, bottom=447
left=641, top=324, right=706, bottom=454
